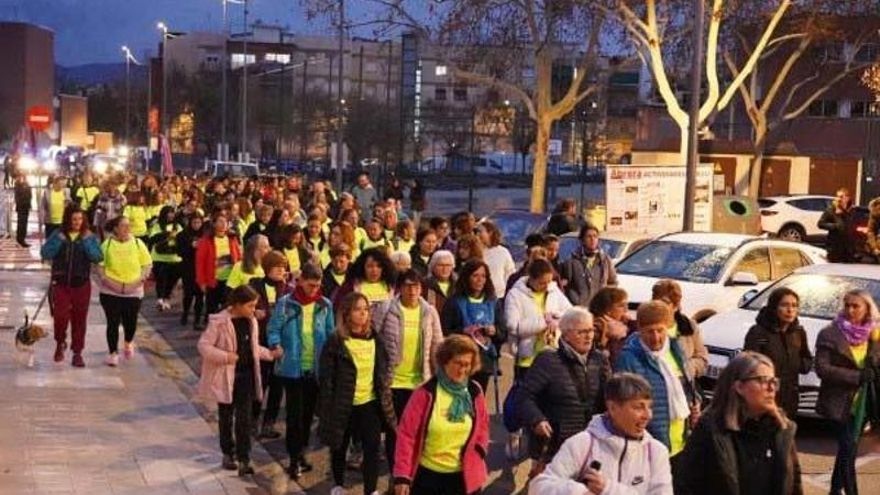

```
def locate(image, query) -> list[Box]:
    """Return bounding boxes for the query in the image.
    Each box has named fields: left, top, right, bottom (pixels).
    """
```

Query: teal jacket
left=267, top=294, right=335, bottom=378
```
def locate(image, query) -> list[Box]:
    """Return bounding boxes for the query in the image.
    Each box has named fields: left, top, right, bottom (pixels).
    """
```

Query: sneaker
left=298, top=456, right=313, bottom=473
left=238, top=462, right=255, bottom=477
left=505, top=432, right=521, bottom=461
left=123, top=342, right=135, bottom=360
left=71, top=354, right=85, bottom=368
left=105, top=353, right=119, bottom=367
left=259, top=425, right=282, bottom=440
left=287, top=462, right=302, bottom=480
left=330, top=487, right=346, bottom=495
left=221, top=454, right=238, bottom=470
left=54, top=342, right=66, bottom=363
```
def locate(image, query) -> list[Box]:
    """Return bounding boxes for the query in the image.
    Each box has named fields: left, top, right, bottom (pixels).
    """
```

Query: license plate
left=706, top=353, right=730, bottom=379
left=706, top=364, right=724, bottom=379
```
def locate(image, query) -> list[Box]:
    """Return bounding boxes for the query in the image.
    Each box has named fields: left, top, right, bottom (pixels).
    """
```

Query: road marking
left=803, top=453, right=880, bottom=489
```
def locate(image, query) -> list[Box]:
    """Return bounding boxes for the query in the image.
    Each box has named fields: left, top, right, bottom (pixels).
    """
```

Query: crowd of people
left=22, top=166, right=880, bottom=495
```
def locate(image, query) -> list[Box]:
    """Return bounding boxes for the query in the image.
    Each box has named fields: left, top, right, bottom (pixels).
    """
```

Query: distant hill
left=57, top=63, right=149, bottom=88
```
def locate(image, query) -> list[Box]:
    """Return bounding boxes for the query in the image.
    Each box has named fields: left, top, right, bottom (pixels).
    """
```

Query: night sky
left=1, top=0, right=343, bottom=66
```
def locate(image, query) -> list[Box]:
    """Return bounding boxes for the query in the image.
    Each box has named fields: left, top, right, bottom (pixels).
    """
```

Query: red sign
left=26, top=105, right=52, bottom=132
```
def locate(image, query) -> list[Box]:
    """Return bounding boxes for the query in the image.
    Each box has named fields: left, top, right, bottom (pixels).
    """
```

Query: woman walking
left=318, top=292, right=396, bottom=495
left=177, top=213, right=206, bottom=330
left=393, top=335, right=490, bottom=495
left=197, top=285, right=281, bottom=477
left=97, top=216, right=152, bottom=366
left=476, top=221, right=516, bottom=299
left=743, top=287, right=813, bottom=418
left=815, top=290, right=880, bottom=495
left=226, top=234, right=270, bottom=289
left=334, top=247, right=397, bottom=308
left=196, top=214, right=242, bottom=316
left=40, top=207, right=103, bottom=367
left=149, top=205, right=182, bottom=312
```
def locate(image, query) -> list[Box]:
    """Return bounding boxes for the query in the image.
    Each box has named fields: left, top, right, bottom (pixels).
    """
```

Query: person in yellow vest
left=317, top=292, right=396, bottom=495
left=322, top=244, right=352, bottom=303
left=123, top=192, right=149, bottom=241
left=341, top=208, right=367, bottom=250
left=361, top=218, right=391, bottom=253
left=149, top=205, right=183, bottom=312
left=98, top=216, right=152, bottom=367
left=332, top=247, right=397, bottom=308
left=75, top=174, right=100, bottom=212
left=393, top=220, right=416, bottom=255
left=40, top=176, right=71, bottom=239
left=277, top=224, right=312, bottom=279
left=227, top=234, right=271, bottom=290
left=305, top=213, right=326, bottom=254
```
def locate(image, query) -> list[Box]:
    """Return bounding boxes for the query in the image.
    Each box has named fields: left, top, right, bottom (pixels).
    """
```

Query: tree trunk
left=530, top=118, right=552, bottom=213
left=748, top=126, right=768, bottom=198
left=677, top=121, right=689, bottom=165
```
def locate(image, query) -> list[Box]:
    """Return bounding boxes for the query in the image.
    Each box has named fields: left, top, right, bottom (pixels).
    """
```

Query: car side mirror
left=739, top=289, right=760, bottom=308
left=728, top=271, right=759, bottom=287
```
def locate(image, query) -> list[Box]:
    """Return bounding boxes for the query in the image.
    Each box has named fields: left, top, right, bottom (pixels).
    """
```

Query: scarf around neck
left=639, top=337, right=690, bottom=421
left=436, top=368, right=474, bottom=423
left=293, top=285, right=323, bottom=306
left=835, top=314, right=873, bottom=346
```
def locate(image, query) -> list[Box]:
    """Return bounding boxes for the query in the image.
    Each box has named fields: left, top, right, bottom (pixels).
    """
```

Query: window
left=770, top=248, right=808, bottom=279
left=733, top=248, right=771, bottom=282
left=788, top=198, right=831, bottom=212
left=453, top=87, right=467, bottom=102
left=807, top=100, right=838, bottom=118
left=435, top=65, right=447, bottom=76
left=856, top=44, right=880, bottom=63
left=264, top=53, right=291, bottom=64
left=434, top=87, right=447, bottom=101
left=231, top=53, right=256, bottom=69
left=851, top=101, right=879, bottom=118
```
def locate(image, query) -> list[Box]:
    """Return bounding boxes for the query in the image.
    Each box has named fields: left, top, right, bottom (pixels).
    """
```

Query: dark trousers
left=205, top=281, right=228, bottom=315
left=153, top=262, right=181, bottom=300
left=412, top=466, right=472, bottom=495
left=280, top=375, right=319, bottom=460
left=16, top=210, right=28, bottom=244
left=473, top=372, right=491, bottom=394
left=99, top=294, right=141, bottom=354
left=831, top=418, right=859, bottom=495
left=52, top=283, right=91, bottom=354
left=385, top=388, right=414, bottom=472
left=180, top=268, right=204, bottom=321
left=219, top=368, right=255, bottom=462
left=253, top=361, right=284, bottom=426
left=330, top=401, right=382, bottom=494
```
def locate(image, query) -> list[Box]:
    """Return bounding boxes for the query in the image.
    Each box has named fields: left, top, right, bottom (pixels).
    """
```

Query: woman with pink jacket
left=393, top=335, right=490, bottom=495
left=197, top=285, right=282, bottom=477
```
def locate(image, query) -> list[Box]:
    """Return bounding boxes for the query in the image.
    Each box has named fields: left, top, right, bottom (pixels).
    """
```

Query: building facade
left=0, top=22, right=54, bottom=146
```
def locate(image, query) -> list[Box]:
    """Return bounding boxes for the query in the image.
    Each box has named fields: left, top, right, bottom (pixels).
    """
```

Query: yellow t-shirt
left=319, top=248, right=331, bottom=269
left=362, top=237, right=388, bottom=251
left=345, top=338, right=376, bottom=405
left=438, top=281, right=451, bottom=297
left=124, top=206, right=148, bottom=237
left=308, top=237, right=323, bottom=252
left=284, top=247, right=301, bottom=274
left=662, top=348, right=687, bottom=457
left=266, top=285, right=277, bottom=305
left=395, top=239, right=414, bottom=254
left=354, top=227, right=367, bottom=248
left=101, top=237, right=151, bottom=283
left=77, top=186, right=99, bottom=210
left=214, top=236, right=233, bottom=281
left=361, top=281, right=391, bottom=304
left=668, top=323, right=679, bottom=339
left=332, top=271, right=346, bottom=286
left=517, top=291, right=549, bottom=368
left=420, top=386, right=472, bottom=473
left=392, top=305, right=423, bottom=390
left=226, top=262, right=265, bottom=289
left=301, top=303, right=316, bottom=371
left=49, top=190, right=65, bottom=225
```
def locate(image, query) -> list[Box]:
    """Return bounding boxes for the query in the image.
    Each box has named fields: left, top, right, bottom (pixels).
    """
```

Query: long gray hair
left=711, top=351, right=785, bottom=431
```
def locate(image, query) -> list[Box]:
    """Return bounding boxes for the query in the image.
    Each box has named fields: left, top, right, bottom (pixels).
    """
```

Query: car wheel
left=778, top=224, right=805, bottom=242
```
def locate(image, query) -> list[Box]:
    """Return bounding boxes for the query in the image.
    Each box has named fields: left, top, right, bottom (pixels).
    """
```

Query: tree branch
left=451, top=67, right=537, bottom=120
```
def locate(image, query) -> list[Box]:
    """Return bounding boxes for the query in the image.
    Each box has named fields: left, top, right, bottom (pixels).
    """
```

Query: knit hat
left=637, top=300, right=671, bottom=328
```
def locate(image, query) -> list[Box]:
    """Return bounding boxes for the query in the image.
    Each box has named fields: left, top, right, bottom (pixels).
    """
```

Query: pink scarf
left=835, top=314, right=873, bottom=346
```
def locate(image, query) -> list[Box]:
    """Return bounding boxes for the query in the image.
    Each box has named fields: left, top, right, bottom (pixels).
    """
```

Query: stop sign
left=26, top=105, right=52, bottom=132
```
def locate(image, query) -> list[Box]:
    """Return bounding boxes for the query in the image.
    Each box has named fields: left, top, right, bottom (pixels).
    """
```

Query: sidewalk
left=0, top=272, right=290, bottom=494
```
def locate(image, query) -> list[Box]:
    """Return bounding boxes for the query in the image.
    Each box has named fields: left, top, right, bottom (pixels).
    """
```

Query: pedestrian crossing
left=0, top=236, right=45, bottom=271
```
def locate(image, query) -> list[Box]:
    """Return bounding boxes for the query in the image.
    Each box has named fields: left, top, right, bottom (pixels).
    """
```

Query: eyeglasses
left=741, top=375, right=779, bottom=389
left=569, top=327, right=595, bottom=336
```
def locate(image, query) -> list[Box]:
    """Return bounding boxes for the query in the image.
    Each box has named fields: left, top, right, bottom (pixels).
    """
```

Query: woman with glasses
left=673, top=351, right=803, bottom=495
left=743, top=287, right=813, bottom=419
left=816, top=290, right=880, bottom=495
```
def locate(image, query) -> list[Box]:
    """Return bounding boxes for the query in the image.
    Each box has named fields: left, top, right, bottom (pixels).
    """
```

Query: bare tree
left=303, top=0, right=609, bottom=213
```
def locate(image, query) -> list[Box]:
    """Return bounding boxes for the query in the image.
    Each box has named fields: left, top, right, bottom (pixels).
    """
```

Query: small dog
left=14, top=313, right=48, bottom=368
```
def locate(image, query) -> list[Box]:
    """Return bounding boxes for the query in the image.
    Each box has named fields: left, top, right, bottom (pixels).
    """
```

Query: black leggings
left=180, top=268, right=204, bottom=320
left=412, top=466, right=474, bottom=495
left=280, top=375, right=319, bottom=460
left=331, top=401, right=382, bottom=494
left=253, top=361, right=285, bottom=427
left=99, top=294, right=141, bottom=354
left=205, top=281, right=228, bottom=315
left=385, top=388, right=413, bottom=472
left=219, top=369, right=255, bottom=462
left=153, top=261, right=181, bottom=299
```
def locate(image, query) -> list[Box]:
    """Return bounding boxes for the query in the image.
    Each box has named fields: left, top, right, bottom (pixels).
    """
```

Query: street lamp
left=220, top=0, right=245, bottom=161
left=121, top=45, right=140, bottom=146
left=157, top=22, right=170, bottom=142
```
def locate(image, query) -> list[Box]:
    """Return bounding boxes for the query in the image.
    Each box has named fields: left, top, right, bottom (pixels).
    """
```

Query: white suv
left=614, top=232, right=827, bottom=322
left=758, top=195, right=833, bottom=242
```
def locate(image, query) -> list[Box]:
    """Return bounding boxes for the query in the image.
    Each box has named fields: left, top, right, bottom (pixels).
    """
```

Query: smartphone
left=589, top=460, right=602, bottom=471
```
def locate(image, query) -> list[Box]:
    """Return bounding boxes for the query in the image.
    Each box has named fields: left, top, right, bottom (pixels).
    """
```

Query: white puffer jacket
left=504, top=276, right=572, bottom=361
left=529, top=414, right=673, bottom=495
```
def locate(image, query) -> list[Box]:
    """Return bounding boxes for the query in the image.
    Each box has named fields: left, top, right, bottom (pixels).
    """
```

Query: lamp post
left=336, top=0, right=346, bottom=193
left=121, top=45, right=139, bottom=146
left=157, top=22, right=170, bottom=142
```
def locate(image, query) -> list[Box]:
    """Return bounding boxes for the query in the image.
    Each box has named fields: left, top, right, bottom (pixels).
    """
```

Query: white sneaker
left=505, top=432, right=521, bottom=461
left=330, top=487, right=346, bottom=495
left=105, top=353, right=119, bottom=367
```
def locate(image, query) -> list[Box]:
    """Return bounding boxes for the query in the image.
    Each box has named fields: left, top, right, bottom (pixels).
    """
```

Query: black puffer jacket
left=318, top=333, right=397, bottom=450
left=743, top=307, right=813, bottom=418
left=516, top=342, right=610, bottom=461
left=817, top=205, right=854, bottom=262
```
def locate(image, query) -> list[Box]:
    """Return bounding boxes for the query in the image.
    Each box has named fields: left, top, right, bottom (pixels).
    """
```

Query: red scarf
left=293, top=285, right=323, bottom=306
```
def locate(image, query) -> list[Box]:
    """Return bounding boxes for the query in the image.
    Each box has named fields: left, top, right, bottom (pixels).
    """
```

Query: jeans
left=52, top=283, right=91, bottom=354
left=218, top=368, right=255, bottom=462
left=411, top=466, right=472, bottom=495
left=385, top=388, right=413, bottom=472
left=830, top=418, right=859, bottom=495
left=280, top=375, right=319, bottom=460
left=330, top=401, right=383, bottom=494
left=99, top=294, right=141, bottom=354
left=253, top=361, right=284, bottom=426
left=153, top=261, right=180, bottom=300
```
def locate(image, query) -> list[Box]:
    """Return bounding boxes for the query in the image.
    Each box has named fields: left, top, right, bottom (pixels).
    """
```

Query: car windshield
left=616, top=241, right=734, bottom=283
left=490, top=215, right=544, bottom=247
left=745, top=274, right=880, bottom=320
left=558, top=238, right=625, bottom=262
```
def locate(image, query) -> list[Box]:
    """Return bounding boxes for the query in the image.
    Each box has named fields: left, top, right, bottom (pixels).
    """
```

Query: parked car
left=614, top=232, right=827, bottom=322
left=557, top=231, right=653, bottom=264
left=481, top=209, right=549, bottom=264
left=758, top=195, right=833, bottom=242
left=699, top=263, right=880, bottom=416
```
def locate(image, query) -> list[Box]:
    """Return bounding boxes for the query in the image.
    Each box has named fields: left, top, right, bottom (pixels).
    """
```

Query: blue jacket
left=40, top=231, right=103, bottom=287
left=267, top=294, right=335, bottom=378
left=614, top=333, right=697, bottom=450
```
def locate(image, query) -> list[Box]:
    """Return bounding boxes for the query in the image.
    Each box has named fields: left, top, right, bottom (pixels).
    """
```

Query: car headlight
left=17, top=156, right=37, bottom=172
left=42, top=160, right=57, bottom=173
left=93, top=160, right=108, bottom=174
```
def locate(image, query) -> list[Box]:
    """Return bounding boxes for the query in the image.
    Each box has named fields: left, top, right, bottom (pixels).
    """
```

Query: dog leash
left=24, top=286, right=51, bottom=326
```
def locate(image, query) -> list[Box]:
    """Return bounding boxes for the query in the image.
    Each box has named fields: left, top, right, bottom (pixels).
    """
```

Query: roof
left=659, top=232, right=758, bottom=248
left=562, top=231, right=654, bottom=242
left=793, top=263, right=880, bottom=278
left=762, top=194, right=833, bottom=201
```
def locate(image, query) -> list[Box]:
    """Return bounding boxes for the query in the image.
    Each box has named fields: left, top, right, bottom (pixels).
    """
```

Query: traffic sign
left=26, top=106, right=52, bottom=132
